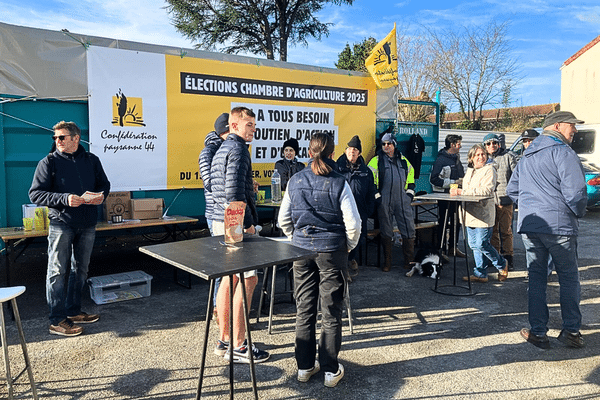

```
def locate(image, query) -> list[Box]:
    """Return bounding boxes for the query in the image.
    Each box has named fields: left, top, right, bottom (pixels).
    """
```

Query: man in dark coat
left=336, top=135, right=376, bottom=279
left=29, top=121, right=111, bottom=337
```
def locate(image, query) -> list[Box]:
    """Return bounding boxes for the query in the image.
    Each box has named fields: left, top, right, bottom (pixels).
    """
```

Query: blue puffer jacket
left=507, top=131, right=587, bottom=236
left=210, top=133, right=257, bottom=228
left=198, top=131, right=224, bottom=221
left=29, top=145, right=111, bottom=228
left=287, top=159, right=347, bottom=252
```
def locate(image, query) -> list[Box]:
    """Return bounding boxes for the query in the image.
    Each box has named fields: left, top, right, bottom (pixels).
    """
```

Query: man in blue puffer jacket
left=507, top=111, right=587, bottom=349
left=29, top=121, right=110, bottom=337
left=209, top=107, right=269, bottom=364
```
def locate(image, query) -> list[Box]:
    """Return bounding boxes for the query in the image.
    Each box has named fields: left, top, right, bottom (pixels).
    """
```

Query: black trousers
left=293, top=250, right=346, bottom=373
left=437, top=200, right=461, bottom=250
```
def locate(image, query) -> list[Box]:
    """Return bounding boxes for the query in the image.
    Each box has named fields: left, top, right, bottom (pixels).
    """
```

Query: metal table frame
left=139, top=234, right=317, bottom=399
left=415, top=193, right=491, bottom=296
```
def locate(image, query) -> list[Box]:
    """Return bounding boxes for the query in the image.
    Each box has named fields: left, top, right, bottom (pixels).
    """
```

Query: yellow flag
left=365, top=24, right=398, bottom=89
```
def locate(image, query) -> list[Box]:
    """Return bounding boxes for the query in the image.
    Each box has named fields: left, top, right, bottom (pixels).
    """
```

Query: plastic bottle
left=271, top=170, right=282, bottom=202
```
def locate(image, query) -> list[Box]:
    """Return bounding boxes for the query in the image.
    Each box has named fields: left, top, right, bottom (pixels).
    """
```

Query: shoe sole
left=214, top=348, right=227, bottom=356
left=224, top=353, right=270, bottom=364
left=49, top=328, right=82, bottom=337
left=67, top=316, right=99, bottom=324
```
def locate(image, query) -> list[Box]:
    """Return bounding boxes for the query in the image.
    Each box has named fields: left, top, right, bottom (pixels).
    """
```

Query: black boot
left=504, top=254, right=514, bottom=271
left=381, top=236, right=393, bottom=272
left=402, top=238, right=415, bottom=269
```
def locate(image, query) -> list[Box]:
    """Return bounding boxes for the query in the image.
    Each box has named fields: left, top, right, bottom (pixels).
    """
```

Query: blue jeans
left=47, top=220, right=96, bottom=325
left=522, top=233, right=581, bottom=336
left=294, top=250, right=346, bottom=374
left=466, top=227, right=505, bottom=278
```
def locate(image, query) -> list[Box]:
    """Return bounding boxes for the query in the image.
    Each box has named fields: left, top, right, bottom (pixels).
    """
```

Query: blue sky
left=1, top=0, right=600, bottom=110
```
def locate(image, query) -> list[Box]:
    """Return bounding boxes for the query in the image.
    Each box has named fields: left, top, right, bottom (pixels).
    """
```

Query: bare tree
left=426, top=20, right=519, bottom=129
left=395, top=28, right=438, bottom=122
left=165, top=0, right=353, bottom=62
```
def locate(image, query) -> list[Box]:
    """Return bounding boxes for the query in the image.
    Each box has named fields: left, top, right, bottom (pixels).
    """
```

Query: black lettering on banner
left=180, top=72, right=368, bottom=106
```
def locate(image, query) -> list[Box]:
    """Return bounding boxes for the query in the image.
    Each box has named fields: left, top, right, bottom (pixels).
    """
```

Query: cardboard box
left=88, top=271, right=153, bottom=305
left=104, top=191, right=132, bottom=221
left=130, top=198, right=163, bottom=220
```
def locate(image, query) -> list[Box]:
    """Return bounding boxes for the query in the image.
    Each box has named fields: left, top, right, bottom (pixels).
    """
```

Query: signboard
left=88, top=46, right=377, bottom=190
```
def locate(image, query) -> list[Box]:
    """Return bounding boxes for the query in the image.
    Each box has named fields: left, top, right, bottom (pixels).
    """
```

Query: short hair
left=444, top=134, right=462, bottom=149
left=467, top=143, right=487, bottom=168
left=230, top=106, right=256, bottom=120
left=52, top=121, right=81, bottom=137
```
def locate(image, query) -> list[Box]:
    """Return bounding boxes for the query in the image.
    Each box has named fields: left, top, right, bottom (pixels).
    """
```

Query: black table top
left=139, top=235, right=317, bottom=280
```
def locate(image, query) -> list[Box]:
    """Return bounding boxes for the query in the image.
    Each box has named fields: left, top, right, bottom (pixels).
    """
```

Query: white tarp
left=87, top=46, right=168, bottom=191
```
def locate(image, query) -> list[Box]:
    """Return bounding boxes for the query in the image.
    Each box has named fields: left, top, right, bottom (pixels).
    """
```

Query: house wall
left=561, top=40, right=600, bottom=124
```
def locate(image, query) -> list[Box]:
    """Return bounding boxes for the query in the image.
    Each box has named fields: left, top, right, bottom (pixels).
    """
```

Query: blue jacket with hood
left=507, top=131, right=587, bottom=236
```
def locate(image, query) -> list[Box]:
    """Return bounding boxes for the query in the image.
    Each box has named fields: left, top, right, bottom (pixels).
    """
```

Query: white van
left=510, top=124, right=600, bottom=167
left=509, top=124, right=600, bottom=208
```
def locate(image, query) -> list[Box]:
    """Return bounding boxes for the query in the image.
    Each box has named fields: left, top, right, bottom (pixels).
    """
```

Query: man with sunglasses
left=368, top=132, right=416, bottom=272
left=29, top=121, right=111, bottom=337
left=482, top=133, right=517, bottom=270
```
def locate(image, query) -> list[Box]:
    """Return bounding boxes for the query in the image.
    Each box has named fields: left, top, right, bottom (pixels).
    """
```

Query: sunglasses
left=52, top=135, right=72, bottom=141
left=485, top=141, right=499, bottom=146
left=382, top=142, right=394, bottom=146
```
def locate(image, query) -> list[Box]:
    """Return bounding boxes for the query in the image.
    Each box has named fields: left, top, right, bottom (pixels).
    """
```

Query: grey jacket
left=507, top=131, right=587, bottom=236
left=488, top=148, right=516, bottom=205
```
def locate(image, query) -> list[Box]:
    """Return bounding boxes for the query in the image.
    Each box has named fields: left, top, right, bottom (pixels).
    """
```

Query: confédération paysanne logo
left=372, top=41, right=398, bottom=67
left=112, top=89, right=146, bottom=127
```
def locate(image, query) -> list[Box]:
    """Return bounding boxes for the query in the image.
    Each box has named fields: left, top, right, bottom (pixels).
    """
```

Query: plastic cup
left=23, top=217, right=34, bottom=231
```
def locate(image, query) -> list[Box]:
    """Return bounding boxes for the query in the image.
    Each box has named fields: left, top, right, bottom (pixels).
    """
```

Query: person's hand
left=450, top=187, right=462, bottom=196
left=88, top=193, right=104, bottom=205
left=68, top=194, right=84, bottom=207
left=245, top=225, right=256, bottom=235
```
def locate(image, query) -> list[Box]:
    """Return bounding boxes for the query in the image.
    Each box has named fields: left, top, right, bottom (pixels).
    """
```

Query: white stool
left=0, top=286, right=38, bottom=399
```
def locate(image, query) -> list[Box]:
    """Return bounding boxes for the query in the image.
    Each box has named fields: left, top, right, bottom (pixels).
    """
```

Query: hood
left=523, top=131, right=569, bottom=158
left=204, top=130, right=223, bottom=146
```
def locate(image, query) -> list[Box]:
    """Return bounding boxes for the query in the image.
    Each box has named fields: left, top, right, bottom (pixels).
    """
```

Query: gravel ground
left=2, top=211, right=600, bottom=400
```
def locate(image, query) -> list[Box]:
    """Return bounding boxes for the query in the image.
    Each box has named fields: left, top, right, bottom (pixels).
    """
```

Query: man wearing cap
left=199, top=113, right=230, bottom=234
left=275, top=138, right=305, bottom=191
left=520, top=129, right=539, bottom=155
left=368, top=132, right=416, bottom=271
left=507, top=111, right=587, bottom=349
left=483, top=132, right=517, bottom=270
left=337, top=135, right=377, bottom=279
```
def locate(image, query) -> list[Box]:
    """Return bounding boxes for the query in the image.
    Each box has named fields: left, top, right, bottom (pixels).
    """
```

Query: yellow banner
left=166, top=57, right=377, bottom=188
left=365, top=24, right=398, bottom=89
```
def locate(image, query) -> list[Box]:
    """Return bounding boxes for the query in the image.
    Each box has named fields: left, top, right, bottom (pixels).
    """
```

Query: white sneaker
left=324, top=363, right=344, bottom=387
left=297, top=360, right=320, bottom=382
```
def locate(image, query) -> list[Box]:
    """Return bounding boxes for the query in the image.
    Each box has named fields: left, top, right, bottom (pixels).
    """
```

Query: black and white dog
left=406, top=248, right=445, bottom=279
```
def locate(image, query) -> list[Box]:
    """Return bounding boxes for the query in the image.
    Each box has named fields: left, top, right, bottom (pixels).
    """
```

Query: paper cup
left=23, top=217, right=34, bottom=231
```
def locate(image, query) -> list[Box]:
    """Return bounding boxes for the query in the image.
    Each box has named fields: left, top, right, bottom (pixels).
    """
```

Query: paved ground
left=2, top=210, right=600, bottom=399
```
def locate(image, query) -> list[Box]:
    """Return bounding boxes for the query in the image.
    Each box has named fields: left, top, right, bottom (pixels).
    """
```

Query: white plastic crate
left=88, top=271, right=153, bottom=305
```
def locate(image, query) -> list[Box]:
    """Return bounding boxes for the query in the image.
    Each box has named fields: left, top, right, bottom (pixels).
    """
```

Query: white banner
left=87, top=46, right=168, bottom=191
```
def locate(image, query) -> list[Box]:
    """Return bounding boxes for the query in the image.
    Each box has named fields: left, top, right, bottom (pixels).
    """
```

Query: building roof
left=444, top=103, right=559, bottom=123
left=563, top=35, right=600, bottom=67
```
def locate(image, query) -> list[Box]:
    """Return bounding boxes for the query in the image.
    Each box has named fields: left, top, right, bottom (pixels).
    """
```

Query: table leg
left=239, top=277, right=259, bottom=399
left=195, top=278, right=215, bottom=399
left=228, top=275, right=234, bottom=399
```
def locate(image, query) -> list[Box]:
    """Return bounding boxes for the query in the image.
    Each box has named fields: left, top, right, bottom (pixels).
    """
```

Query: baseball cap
left=542, top=111, right=584, bottom=128
left=521, top=129, right=539, bottom=139
left=214, top=113, right=229, bottom=135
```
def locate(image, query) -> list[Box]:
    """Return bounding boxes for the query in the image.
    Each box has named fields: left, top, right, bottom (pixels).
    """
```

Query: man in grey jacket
left=483, top=133, right=517, bottom=269
left=507, top=111, right=587, bottom=349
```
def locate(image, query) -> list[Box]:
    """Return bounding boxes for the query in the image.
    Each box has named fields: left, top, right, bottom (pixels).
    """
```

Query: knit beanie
left=482, top=133, right=500, bottom=144
left=381, top=132, right=397, bottom=147
left=282, top=138, right=300, bottom=154
left=347, top=135, right=362, bottom=152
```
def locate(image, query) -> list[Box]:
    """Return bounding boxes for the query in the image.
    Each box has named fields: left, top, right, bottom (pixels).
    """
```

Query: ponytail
left=309, top=133, right=334, bottom=176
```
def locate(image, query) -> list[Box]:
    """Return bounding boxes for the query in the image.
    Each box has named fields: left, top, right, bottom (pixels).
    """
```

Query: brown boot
left=381, top=236, right=393, bottom=272
left=402, top=238, right=415, bottom=269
